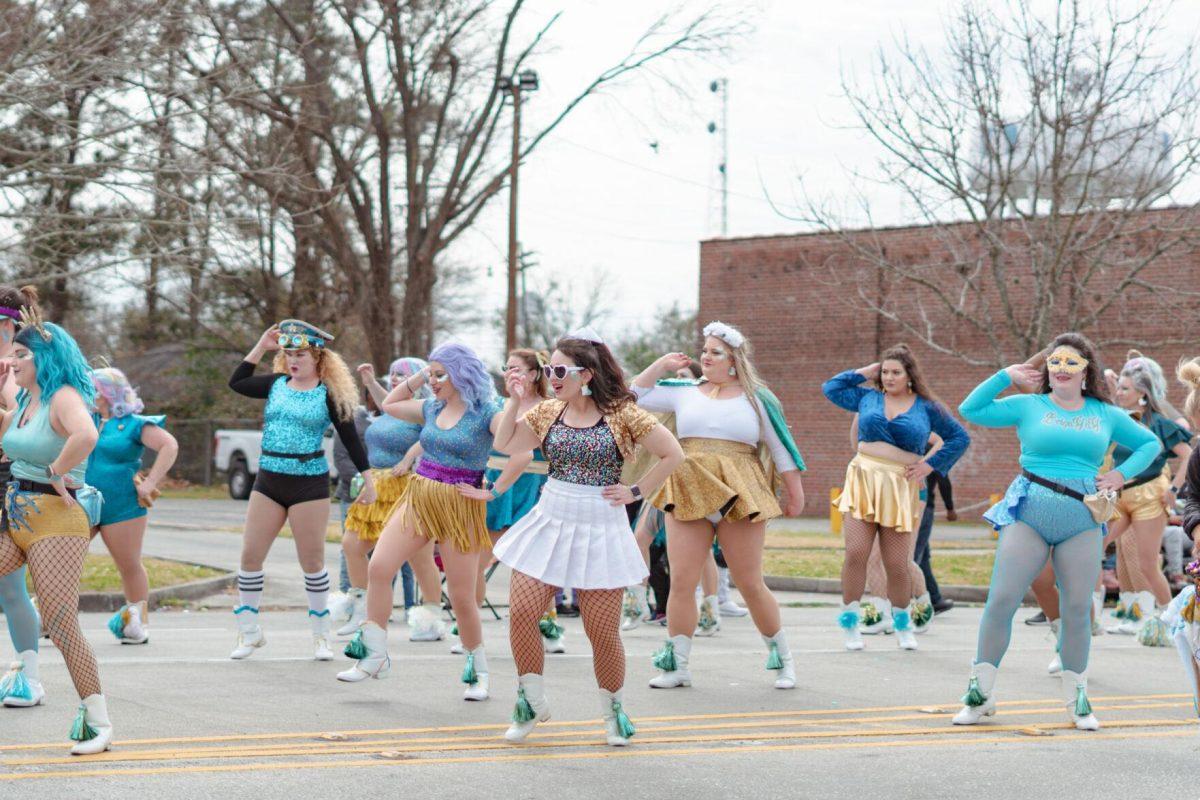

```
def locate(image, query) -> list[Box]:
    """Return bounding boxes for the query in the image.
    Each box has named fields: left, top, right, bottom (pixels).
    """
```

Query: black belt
left=1021, top=470, right=1085, bottom=501
left=1120, top=472, right=1159, bottom=492
left=13, top=479, right=77, bottom=498
left=262, top=450, right=324, bottom=463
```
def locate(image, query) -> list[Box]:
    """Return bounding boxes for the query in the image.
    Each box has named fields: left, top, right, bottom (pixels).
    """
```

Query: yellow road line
left=1, top=728, right=1194, bottom=781
left=0, top=693, right=1187, bottom=753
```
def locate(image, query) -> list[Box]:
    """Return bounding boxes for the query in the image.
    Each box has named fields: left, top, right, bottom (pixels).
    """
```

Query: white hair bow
left=564, top=325, right=605, bottom=345
left=703, top=321, right=744, bottom=349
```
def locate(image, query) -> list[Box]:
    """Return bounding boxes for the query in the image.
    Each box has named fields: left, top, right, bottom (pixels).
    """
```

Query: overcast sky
left=450, top=0, right=1200, bottom=359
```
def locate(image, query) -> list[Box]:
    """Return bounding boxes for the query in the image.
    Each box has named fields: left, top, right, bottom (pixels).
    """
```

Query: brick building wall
left=698, top=211, right=1200, bottom=518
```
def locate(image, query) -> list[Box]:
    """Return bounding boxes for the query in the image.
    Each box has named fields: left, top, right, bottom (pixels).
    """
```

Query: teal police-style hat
left=277, top=319, right=334, bottom=351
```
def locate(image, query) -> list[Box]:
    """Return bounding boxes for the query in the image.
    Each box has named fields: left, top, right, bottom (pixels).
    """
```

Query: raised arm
left=633, top=352, right=692, bottom=390
left=356, top=363, right=391, bottom=407
left=822, top=366, right=877, bottom=412
left=229, top=326, right=283, bottom=398
left=380, top=370, right=428, bottom=424
left=958, top=366, right=1038, bottom=427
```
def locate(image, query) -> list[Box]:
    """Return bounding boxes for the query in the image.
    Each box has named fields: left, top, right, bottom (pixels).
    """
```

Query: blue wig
left=389, top=356, right=432, bottom=400
left=15, top=322, right=96, bottom=408
left=428, top=343, right=494, bottom=413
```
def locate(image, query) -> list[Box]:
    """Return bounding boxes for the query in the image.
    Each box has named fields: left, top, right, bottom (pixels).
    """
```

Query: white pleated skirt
left=493, top=478, right=649, bottom=590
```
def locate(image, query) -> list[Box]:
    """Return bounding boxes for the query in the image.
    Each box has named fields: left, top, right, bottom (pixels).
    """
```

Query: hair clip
left=17, top=306, right=51, bottom=342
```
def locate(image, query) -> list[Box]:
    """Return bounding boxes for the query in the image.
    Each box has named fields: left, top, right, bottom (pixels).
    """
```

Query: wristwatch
left=630, top=485, right=642, bottom=500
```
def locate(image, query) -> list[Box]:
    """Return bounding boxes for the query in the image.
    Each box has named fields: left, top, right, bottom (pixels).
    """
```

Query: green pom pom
left=1074, top=685, right=1092, bottom=717
left=651, top=640, right=676, bottom=672
left=344, top=630, right=367, bottom=660
left=961, top=676, right=987, bottom=708
left=1113, top=602, right=1126, bottom=620
left=697, top=601, right=717, bottom=632
left=512, top=688, right=536, bottom=723
left=912, top=602, right=933, bottom=628
left=539, top=615, right=564, bottom=640
left=1138, top=616, right=1170, bottom=647
left=69, top=704, right=97, bottom=742
left=461, top=653, right=478, bottom=685
left=860, top=602, right=882, bottom=627
left=612, top=701, right=636, bottom=739
left=764, top=641, right=783, bottom=671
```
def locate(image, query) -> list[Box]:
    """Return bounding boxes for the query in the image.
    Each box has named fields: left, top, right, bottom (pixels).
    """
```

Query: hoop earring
left=581, top=383, right=592, bottom=397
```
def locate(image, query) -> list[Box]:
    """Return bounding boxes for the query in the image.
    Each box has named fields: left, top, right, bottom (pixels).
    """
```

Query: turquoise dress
left=485, top=449, right=548, bottom=530
left=85, top=414, right=166, bottom=526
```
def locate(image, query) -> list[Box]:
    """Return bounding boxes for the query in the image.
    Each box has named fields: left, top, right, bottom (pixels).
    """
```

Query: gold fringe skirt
left=1116, top=473, right=1171, bottom=522
left=4, top=485, right=91, bottom=552
left=344, top=470, right=411, bottom=544
left=650, top=438, right=781, bottom=523
left=399, top=474, right=490, bottom=553
left=836, top=453, right=921, bottom=534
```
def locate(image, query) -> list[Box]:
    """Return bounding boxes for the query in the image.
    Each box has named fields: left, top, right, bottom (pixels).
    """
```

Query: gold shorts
left=1116, top=474, right=1171, bottom=522
left=4, top=485, right=91, bottom=552
left=835, top=453, right=921, bottom=534
left=650, top=438, right=781, bottom=523
left=343, top=470, right=412, bottom=544
left=399, top=474, right=489, bottom=553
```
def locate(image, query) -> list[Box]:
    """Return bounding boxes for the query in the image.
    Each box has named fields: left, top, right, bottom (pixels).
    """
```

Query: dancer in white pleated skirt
left=491, top=329, right=684, bottom=747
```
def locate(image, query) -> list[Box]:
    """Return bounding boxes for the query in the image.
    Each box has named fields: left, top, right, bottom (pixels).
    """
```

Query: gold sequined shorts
left=399, top=474, right=489, bottom=553
left=1116, top=473, right=1171, bottom=522
left=344, top=471, right=412, bottom=544
left=836, top=453, right=921, bottom=534
left=4, top=485, right=91, bottom=552
left=650, top=438, right=781, bottom=523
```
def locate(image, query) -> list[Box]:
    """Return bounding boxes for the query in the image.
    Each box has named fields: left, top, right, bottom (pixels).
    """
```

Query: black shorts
left=252, top=469, right=330, bottom=509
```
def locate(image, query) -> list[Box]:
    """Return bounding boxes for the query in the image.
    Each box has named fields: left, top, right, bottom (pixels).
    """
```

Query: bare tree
left=792, top=0, right=1200, bottom=366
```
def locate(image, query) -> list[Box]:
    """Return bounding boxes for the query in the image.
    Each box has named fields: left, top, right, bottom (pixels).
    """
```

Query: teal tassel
left=107, top=607, right=128, bottom=640
left=838, top=610, right=859, bottom=630
left=512, top=688, right=536, bottom=723
left=961, top=676, right=987, bottom=707
left=450, top=623, right=459, bottom=636
left=539, top=616, right=564, bottom=640
left=1113, top=602, right=1126, bottom=620
left=0, top=663, right=31, bottom=702
left=344, top=630, right=367, bottom=660
left=651, top=640, right=676, bottom=671
left=461, top=652, right=478, bottom=685
left=612, top=701, right=636, bottom=739
left=69, top=704, right=97, bottom=742
left=764, top=641, right=783, bottom=670
left=1074, top=685, right=1092, bottom=717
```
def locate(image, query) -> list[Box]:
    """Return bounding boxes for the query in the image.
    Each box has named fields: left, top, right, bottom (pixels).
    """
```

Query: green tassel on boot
left=962, top=676, right=987, bottom=707
left=344, top=629, right=367, bottom=660
left=69, top=703, right=98, bottom=742
left=450, top=623, right=459, bottom=636
left=1074, top=685, right=1092, bottom=717
left=107, top=606, right=128, bottom=640
left=0, top=662, right=31, bottom=702
left=651, top=640, right=676, bottom=671
left=512, top=688, right=536, bottom=723
left=764, top=641, right=783, bottom=670
left=612, top=700, right=636, bottom=739
left=462, top=652, right=478, bottom=685
left=539, top=615, right=564, bottom=640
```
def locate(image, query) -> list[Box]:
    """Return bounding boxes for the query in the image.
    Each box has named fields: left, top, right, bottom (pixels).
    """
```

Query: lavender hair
left=428, top=343, right=495, bottom=413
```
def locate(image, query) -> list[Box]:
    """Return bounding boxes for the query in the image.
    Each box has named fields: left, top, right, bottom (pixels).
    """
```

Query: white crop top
left=632, top=383, right=799, bottom=472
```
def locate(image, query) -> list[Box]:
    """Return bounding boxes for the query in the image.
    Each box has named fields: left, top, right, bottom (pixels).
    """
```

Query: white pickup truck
left=212, top=428, right=339, bottom=499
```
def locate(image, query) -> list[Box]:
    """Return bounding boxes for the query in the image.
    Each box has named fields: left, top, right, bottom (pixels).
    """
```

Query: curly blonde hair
left=272, top=348, right=358, bottom=423
left=1177, top=357, right=1200, bottom=427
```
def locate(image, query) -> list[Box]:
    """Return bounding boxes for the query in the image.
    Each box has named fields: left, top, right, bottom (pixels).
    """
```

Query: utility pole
left=708, top=77, right=729, bottom=236
left=500, top=69, right=540, bottom=352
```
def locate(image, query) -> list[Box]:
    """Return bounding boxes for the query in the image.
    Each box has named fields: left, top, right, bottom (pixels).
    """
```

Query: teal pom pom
left=461, top=653, right=478, bottom=685
left=539, top=616, right=564, bottom=640
left=892, top=609, right=912, bottom=632
left=962, top=676, right=987, bottom=707
left=651, top=640, right=676, bottom=671
left=612, top=701, right=636, bottom=739
left=344, top=629, right=367, bottom=660
left=1113, top=602, right=1127, bottom=620
left=512, top=688, right=536, bottom=723
left=107, top=607, right=128, bottom=640
left=0, top=663, right=31, bottom=702
left=1074, top=685, right=1092, bottom=717
left=69, top=704, right=97, bottom=742
left=838, top=610, right=859, bottom=630
left=1138, top=616, right=1170, bottom=647
left=764, top=641, right=783, bottom=671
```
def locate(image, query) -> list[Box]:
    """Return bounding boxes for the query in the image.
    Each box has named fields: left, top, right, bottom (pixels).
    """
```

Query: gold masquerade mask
left=1046, top=348, right=1088, bottom=375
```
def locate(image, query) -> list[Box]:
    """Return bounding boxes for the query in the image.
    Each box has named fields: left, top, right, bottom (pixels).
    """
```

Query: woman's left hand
left=456, top=484, right=493, bottom=501
left=905, top=461, right=934, bottom=482
left=783, top=488, right=806, bottom=517
left=355, top=482, right=377, bottom=506
left=602, top=484, right=637, bottom=506
left=1163, top=487, right=1177, bottom=507
left=1095, top=469, right=1125, bottom=494
left=51, top=476, right=78, bottom=508
left=136, top=478, right=158, bottom=504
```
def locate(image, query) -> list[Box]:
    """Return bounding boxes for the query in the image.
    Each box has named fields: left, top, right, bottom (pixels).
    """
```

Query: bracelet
left=405, top=374, right=418, bottom=392
left=490, top=487, right=504, bottom=501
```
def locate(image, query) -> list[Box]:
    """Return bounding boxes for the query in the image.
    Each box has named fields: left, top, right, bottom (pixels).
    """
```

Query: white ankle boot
left=229, top=606, right=265, bottom=659
left=840, top=602, right=864, bottom=650
left=337, top=622, right=390, bottom=681
left=1107, top=591, right=1135, bottom=633
left=69, top=694, right=113, bottom=755
left=311, top=611, right=334, bottom=660
left=953, top=662, right=998, bottom=725
left=763, top=630, right=796, bottom=689
left=893, top=608, right=918, bottom=650
left=504, top=673, right=550, bottom=742
left=1062, top=669, right=1100, bottom=730
left=108, top=602, right=149, bottom=645
left=1115, top=591, right=1154, bottom=635
left=1047, top=619, right=1063, bottom=675
left=860, top=597, right=893, bottom=635
left=912, top=592, right=933, bottom=633
left=599, top=689, right=635, bottom=746
left=621, top=585, right=652, bottom=631
left=1, top=651, right=46, bottom=708
left=648, top=635, right=692, bottom=688
left=462, top=647, right=489, bottom=701
left=408, top=604, right=446, bottom=642
left=540, top=613, right=566, bottom=654
left=696, top=595, right=721, bottom=637
left=335, top=589, right=366, bottom=637
left=717, top=567, right=748, bottom=617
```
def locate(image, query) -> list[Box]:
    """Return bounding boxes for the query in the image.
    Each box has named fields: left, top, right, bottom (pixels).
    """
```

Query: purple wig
left=389, top=356, right=432, bottom=400
left=428, top=343, right=494, bottom=413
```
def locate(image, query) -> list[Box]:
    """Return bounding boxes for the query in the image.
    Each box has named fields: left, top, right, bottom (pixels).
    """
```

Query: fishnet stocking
left=1116, top=532, right=1141, bottom=591
left=842, top=519, right=913, bottom=607
left=28, top=536, right=100, bottom=697
left=864, top=535, right=926, bottom=599
left=575, top=588, right=625, bottom=692
left=508, top=571, right=557, bottom=677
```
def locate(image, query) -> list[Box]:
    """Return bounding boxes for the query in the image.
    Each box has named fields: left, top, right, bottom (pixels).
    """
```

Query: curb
left=78, top=561, right=236, bottom=613
left=763, top=575, right=1033, bottom=604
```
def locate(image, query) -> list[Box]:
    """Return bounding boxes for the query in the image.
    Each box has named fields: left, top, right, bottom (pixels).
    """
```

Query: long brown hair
left=510, top=348, right=551, bottom=399
left=874, top=343, right=942, bottom=405
left=1037, top=332, right=1110, bottom=402
left=554, top=337, right=635, bottom=414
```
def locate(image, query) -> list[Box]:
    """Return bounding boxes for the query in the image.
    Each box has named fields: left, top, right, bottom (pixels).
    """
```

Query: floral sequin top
left=524, top=400, right=658, bottom=486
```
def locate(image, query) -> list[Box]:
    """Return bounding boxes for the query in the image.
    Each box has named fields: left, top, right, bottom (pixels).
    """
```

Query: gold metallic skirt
left=650, top=438, right=781, bottom=523
left=4, top=485, right=91, bottom=552
left=836, top=453, right=921, bottom=534
left=344, top=470, right=411, bottom=544
left=399, top=474, right=489, bottom=553
left=1116, top=473, right=1171, bottom=523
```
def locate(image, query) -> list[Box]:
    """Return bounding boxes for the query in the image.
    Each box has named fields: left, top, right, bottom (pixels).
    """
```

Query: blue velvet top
left=364, top=414, right=423, bottom=469
left=822, top=369, right=970, bottom=474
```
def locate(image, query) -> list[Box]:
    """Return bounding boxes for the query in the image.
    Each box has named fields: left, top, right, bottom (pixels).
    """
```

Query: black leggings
left=252, top=469, right=330, bottom=508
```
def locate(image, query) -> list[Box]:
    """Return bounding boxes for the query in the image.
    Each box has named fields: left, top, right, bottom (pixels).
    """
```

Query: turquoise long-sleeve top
left=958, top=370, right=1161, bottom=480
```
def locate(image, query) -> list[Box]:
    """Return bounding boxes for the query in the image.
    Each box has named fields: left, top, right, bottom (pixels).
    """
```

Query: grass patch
left=765, top=531, right=995, bottom=551
left=763, top=549, right=995, bottom=587
left=56, top=556, right=226, bottom=593
left=159, top=484, right=232, bottom=500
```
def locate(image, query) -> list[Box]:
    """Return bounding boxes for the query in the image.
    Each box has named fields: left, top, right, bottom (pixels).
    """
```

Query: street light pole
left=502, top=69, right=538, bottom=353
